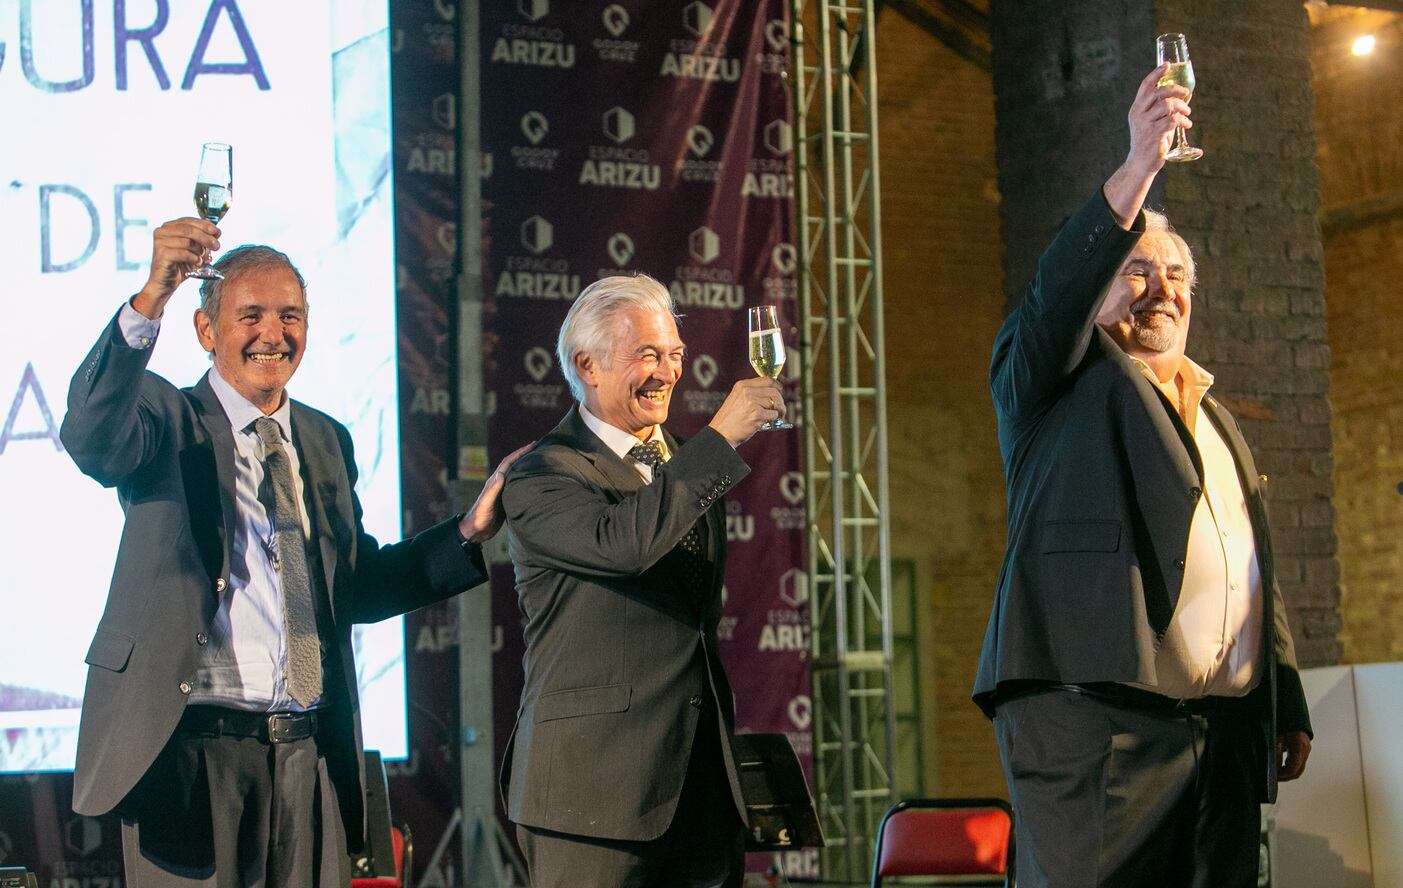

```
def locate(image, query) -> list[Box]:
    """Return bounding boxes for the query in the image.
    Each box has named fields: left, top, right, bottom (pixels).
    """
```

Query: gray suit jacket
left=973, top=192, right=1311, bottom=803
left=61, top=312, right=487, bottom=848
left=500, top=407, right=750, bottom=841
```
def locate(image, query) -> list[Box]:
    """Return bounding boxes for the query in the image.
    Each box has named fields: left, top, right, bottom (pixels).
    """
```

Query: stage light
left=1351, top=34, right=1376, bottom=56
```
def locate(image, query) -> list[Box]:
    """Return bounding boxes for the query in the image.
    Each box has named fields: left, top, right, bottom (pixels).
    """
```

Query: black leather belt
left=1061, top=683, right=1240, bottom=716
left=178, top=704, right=323, bottom=743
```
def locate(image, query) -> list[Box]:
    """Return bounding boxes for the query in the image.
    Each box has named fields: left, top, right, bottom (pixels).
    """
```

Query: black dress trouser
left=119, top=709, right=350, bottom=888
left=993, top=687, right=1261, bottom=888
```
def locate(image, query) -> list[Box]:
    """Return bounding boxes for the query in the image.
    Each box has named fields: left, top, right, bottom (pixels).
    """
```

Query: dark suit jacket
left=61, top=312, right=487, bottom=848
left=500, top=406, right=749, bottom=841
left=972, top=192, right=1312, bottom=803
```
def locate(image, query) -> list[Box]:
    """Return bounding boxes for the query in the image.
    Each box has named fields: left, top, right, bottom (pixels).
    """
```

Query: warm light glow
left=1352, top=34, right=1376, bottom=56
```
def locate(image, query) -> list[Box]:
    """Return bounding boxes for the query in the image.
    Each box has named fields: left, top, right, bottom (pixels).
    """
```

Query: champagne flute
left=747, top=305, right=793, bottom=430
left=1156, top=33, right=1203, bottom=162
left=187, top=142, right=233, bottom=279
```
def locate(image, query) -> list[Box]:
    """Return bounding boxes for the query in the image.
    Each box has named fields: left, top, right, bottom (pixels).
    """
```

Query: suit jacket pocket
left=1041, top=520, right=1121, bottom=553
left=534, top=683, right=631, bottom=723
left=85, top=630, right=135, bottom=673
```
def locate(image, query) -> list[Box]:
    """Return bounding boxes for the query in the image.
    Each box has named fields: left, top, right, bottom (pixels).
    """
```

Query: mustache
left=1131, top=297, right=1180, bottom=320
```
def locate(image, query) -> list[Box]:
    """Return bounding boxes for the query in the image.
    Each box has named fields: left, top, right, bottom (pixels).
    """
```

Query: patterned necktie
left=628, top=441, right=708, bottom=591
left=254, top=417, right=323, bottom=708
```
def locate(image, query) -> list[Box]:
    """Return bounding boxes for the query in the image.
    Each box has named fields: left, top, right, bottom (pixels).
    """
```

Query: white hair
left=1141, top=209, right=1197, bottom=290
left=557, top=274, right=678, bottom=402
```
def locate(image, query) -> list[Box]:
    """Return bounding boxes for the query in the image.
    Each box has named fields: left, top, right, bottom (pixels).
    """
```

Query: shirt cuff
left=118, top=300, right=161, bottom=349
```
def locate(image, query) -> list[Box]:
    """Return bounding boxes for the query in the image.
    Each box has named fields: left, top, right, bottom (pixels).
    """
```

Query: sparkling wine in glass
left=747, top=305, right=793, bottom=430
left=187, top=142, right=233, bottom=279
left=1156, top=33, right=1203, bottom=163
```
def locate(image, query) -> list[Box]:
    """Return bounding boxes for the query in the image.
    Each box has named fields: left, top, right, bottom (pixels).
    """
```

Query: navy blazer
left=61, top=311, right=487, bottom=848
left=973, top=193, right=1311, bottom=803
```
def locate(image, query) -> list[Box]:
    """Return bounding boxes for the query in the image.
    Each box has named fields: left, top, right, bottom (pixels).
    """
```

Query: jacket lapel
left=191, top=373, right=239, bottom=594
left=290, top=402, right=344, bottom=617
left=551, top=406, right=646, bottom=498
left=1100, top=330, right=1203, bottom=488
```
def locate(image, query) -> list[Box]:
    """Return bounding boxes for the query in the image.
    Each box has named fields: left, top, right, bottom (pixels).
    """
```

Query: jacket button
left=179, top=681, right=193, bottom=695
left=1189, top=487, right=1201, bottom=501
left=1174, top=559, right=1185, bottom=570
left=196, top=633, right=208, bottom=646
left=214, top=578, right=226, bottom=593
left=689, top=695, right=704, bottom=708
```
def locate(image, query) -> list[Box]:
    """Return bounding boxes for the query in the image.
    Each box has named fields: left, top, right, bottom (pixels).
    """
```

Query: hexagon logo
left=764, top=18, right=788, bottom=52
left=771, top=242, right=797, bottom=274
left=763, top=119, right=792, bottom=156
left=435, top=222, right=456, bottom=256
left=779, top=567, right=808, bottom=607
left=524, top=347, right=553, bottom=382
left=65, top=816, right=102, bottom=857
left=692, top=354, right=719, bottom=388
left=787, top=694, right=812, bottom=730
left=602, top=4, right=630, bottom=37
left=520, top=110, right=549, bottom=145
left=607, top=232, right=634, bottom=266
left=688, top=226, right=720, bottom=264
left=682, top=1, right=714, bottom=37
left=518, top=0, right=548, bottom=22
left=521, top=215, right=554, bottom=254
left=686, top=124, right=715, bottom=158
left=779, top=471, right=804, bottom=505
left=602, top=106, right=636, bottom=144
left=431, top=92, right=456, bottom=130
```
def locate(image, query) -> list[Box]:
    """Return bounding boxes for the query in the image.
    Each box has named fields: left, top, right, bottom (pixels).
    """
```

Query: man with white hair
left=973, top=66, right=1312, bottom=886
left=500, top=274, right=783, bottom=886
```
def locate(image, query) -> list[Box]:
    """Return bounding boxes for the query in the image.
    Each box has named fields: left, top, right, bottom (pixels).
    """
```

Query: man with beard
left=500, top=274, right=783, bottom=886
left=973, top=66, right=1312, bottom=887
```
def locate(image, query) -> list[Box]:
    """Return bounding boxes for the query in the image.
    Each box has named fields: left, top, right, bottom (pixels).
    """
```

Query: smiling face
left=1095, top=231, right=1193, bottom=379
left=576, top=308, right=684, bottom=439
left=194, top=264, right=307, bottom=414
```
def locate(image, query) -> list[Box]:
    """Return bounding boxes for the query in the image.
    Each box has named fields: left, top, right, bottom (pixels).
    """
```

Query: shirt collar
left=1128, top=354, right=1215, bottom=395
left=578, top=403, right=667, bottom=461
left=207, top=366, right=293, bottom=441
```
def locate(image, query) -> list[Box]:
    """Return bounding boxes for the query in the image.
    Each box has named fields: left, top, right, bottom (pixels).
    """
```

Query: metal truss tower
left=789, top=0, right=896, bottom=881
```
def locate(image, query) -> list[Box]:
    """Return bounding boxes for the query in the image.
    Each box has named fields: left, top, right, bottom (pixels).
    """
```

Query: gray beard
left=1132, top=321, right=1176, bottom=353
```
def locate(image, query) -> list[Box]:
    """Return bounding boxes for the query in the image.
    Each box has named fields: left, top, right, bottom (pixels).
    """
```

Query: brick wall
left=1311, top=8, right=1403, bottom=663
left=987, top=0, right=1341, bottom=671
left=876, top=9, right=1007, bottom=797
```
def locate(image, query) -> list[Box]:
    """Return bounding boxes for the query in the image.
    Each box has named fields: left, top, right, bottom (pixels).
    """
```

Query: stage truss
left=790, top=0, right=897, bottom=881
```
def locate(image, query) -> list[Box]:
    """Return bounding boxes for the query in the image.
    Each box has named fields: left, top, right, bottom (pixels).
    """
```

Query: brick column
left=989, top=0, right=1341, bottom=665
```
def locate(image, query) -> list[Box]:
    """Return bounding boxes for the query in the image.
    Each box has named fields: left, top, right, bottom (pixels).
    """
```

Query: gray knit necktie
left=255, top=417, right=322, bottom=708
left=628, top=441, right=707, bottom=589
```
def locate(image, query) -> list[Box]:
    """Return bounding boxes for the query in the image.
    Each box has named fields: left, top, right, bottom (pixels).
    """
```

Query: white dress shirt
left=119, top=301, right=320, bottom=712
left=579, top=403, right=669, bottom=482
left=1131, top=357, right=1262, bottom=699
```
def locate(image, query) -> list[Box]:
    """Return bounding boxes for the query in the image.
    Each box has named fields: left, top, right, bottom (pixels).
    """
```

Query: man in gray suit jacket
left=501, top=274, right=784, bottom=886
left=62, top=217, right=520, bottom=886
left=974, top=67, right=1312, bottom=887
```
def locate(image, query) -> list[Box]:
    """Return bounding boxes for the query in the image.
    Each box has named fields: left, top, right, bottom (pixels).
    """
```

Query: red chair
left=351, top=824, right=413, bottom=888
left=871, top=798, right=1015, bottom=887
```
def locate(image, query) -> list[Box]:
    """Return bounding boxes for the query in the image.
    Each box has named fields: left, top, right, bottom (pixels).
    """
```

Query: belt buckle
left=266, top=712, right=304, bottom=743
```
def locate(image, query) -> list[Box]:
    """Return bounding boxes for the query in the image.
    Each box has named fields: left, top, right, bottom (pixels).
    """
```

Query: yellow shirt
left=1129, top=357, right=1263, bottom=699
